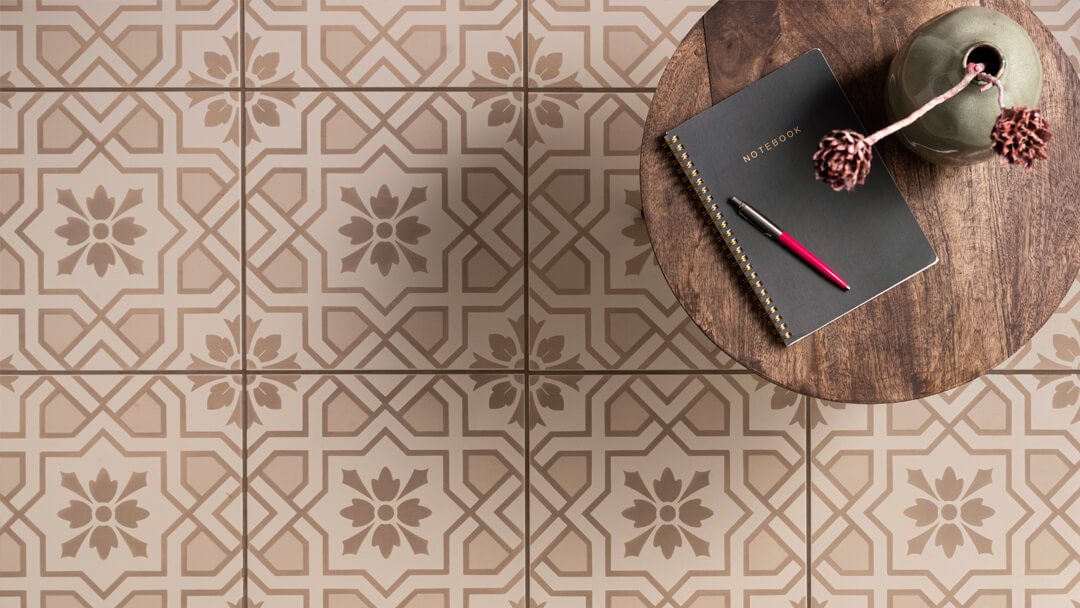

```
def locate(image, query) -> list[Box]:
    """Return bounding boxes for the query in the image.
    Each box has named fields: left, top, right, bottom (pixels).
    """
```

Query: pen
left=729, top=196, right=850, bottom=290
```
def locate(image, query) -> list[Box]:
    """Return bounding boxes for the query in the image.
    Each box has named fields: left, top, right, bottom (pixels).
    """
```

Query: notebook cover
left=665, top=48, right=938, bottom=345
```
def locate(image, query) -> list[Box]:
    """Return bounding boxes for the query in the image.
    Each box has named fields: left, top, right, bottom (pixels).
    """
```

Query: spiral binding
left=665, top=133, right=792, bottom=343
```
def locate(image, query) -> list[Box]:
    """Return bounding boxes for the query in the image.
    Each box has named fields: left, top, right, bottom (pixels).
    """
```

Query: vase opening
left=963, top=42, right=1005, bottom=78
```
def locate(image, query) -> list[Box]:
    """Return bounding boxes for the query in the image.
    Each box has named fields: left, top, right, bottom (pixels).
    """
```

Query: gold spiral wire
left=665, top=134, right=791, bottom=343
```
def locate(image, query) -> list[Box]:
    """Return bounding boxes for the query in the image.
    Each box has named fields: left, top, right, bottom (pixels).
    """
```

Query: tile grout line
left=4, top=368, right=1080, bottom=376
left=239, top=7, right=249, bottom=605
left=522, top=1, right=531, bottom=605
left=0, top=86, right=658, bottom=93
left=805, top=393, right=812, bottom=605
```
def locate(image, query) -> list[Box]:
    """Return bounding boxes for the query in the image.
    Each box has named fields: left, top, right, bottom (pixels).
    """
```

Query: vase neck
left=962, top=42, right=1005, bottom=78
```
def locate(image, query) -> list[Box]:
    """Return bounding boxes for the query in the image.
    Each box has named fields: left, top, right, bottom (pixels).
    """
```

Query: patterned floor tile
left=527, top=0, right=711, bottom=88
left=999, top=274, right=1080, bottom=369
left=244, top=0, right=522, bottom=88
left=0, top=92, right=241, bottom=371
left=810, top=374, right=1080, bottom=606
left=528, top=92, right=739, bottom=370
left=0, top=374, right=242, bottom=606
left=245, top=373, right=525, bottom=608
left=530, top=373, right=807, bottom=607
left=1029, top=0, right=1080, bottom=75
left=0, top=0, right=239, bottom=88
left=244, top=90, right=524, bottom=370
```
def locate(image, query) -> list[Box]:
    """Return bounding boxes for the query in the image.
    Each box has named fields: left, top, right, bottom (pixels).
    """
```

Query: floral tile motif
left=528, top=0, right=711, bottom=87
left=0, top=92, right=241, bottom=371
left=528, top=92, right=739, bottom=370
left=530, top=373, right=806, bottom=607
left=0, top=374, right=242, bottom=605
left=810, top=374, right=1080, bottom=607
left=0, top=0, right=239, bottom=87
left=245, top=374, right=525, bottom=608
left=244, top=0, right=522, bottom=88
left=1028, top=0, right=1080, bottom=75
left=184, top=33, right=299, bottom=145
left=998, top=274, right=1080, bottom=369
left=244, top=91, right=524, bottom=370
left=186, top=315, right=301, bottom=429
left=468, top=33, right=582, bottom=147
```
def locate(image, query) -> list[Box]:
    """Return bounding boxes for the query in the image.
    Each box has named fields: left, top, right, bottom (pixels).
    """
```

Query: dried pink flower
left=812, top=129, right=874, bottom=191
left=990, top=106, right=1051, bottom=169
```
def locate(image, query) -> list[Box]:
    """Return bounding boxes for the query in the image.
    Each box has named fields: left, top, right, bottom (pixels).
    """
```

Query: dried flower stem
left=976, top=71, right=1006, bottom=108
left=864, top=62, right=986, bottom=146
left=814, top=58, right=1050, bottom=190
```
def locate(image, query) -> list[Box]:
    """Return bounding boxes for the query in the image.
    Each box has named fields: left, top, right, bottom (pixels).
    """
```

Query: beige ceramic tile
left=530, top=373, right=807, bottom=607
left=998, top=273, right=1080, bottom=369
left=240, top=90, right=524, bottom=369
left=243, top=0, right=522, bottom=88
left=0, top=374, right=242, bottom=606
left=0, top=92, right=241, bottom=371
left=528, top=92, right=739, bottom=370
left=0, top=0, right=239, bottom=87
left=243, top=90, right=524, bottom=370
left=1028, top=0, right=1080, bottom=75
left=244, top=373, right=525, bottom=608
left=528, top=0, right=711, bottom=88
left=810, top=374, right=1080, bottom=606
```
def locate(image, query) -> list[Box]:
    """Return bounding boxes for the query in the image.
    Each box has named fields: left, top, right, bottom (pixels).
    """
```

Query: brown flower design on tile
left=470, top=315, right=583, bottom=429
left=0, top=355, right=15, bottom=391
left=57, top=469, right=149, bottom=560
left=773, top=389, right=845, bottom=429
left=0, top=72, right=13, bottom=108
left=1038, top=375, right=1080, bottom=424
left=620, top=189, right=657, bottom=277
left=468, top=34, right=582, bottom=145
left=1053, top=380, right=1080, bottom=422
left=621, top=467, right=714, bottom=559
left=1038, top=321, right=1080, bottom=368
left=340, top=466, right=432, bottom=558
left=55, top=186, right=147, bottom=278
left=903, top=467, right=995, bottom=558
left=188, top=316, right=301, bottom=428
left=185, top=33, right=299, bottom=144
left=339, top=184, right=431, bottom=276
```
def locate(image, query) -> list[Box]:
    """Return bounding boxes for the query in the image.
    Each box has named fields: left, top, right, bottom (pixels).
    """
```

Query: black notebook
left=665, top=48, right=938, bottom=346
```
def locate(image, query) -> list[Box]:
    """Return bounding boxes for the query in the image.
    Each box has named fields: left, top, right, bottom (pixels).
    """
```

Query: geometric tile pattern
left=528, top=93, right=739, bottom=370
left=245, top=374, right=525, bottom=608
left=244, top=91, right=524, bottom=370
left=811, top=375, right=1080, bottom=606
left=0, top=374, right=242, bottom=606
left=1030, top=0, right=1080, bottom=76
left=1, top=1, right=1079, bottom=607
left=0, top=1, right=240, bottom=88
left=245, top=0, right=524, bottom=88
left=529, top=0, right=713, bottom=87
left=530, top=374, right=807, bottom=607
left=0, top=92, right=241, bottom=371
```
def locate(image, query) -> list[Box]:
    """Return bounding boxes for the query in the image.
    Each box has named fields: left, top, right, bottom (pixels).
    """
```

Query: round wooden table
left=640, top=0, right=1080, bottom=403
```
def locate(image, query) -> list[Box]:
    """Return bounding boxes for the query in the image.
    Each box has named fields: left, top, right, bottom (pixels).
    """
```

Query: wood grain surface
left=639, top=0, right=1080, bottom=403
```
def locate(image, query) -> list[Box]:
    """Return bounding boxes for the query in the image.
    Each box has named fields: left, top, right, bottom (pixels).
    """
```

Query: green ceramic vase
left=885, top=6, right=1042, bottom=166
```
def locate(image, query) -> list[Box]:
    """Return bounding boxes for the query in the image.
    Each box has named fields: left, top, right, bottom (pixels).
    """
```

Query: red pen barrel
left=777, top=232, right=850, bottom=290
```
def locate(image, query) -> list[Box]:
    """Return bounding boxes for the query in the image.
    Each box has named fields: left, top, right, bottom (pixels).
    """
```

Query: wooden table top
left=639, top=0, right=1080, bottom=403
